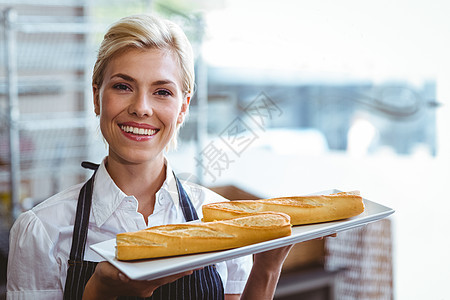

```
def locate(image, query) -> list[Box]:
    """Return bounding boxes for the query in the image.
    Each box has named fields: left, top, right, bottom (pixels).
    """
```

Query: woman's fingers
left=87, top=262, right=195, bottom=299
left=253, top=245, right=294, bottom=270
left=315, top=233, right=338, bottom=240
left=150, top=270, right=194, bottom=285
left=129, top=269, right=195, bottom=298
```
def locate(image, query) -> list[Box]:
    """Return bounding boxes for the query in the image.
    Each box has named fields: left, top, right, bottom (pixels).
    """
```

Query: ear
left=177, top=95, right=191, bottom=125
left=93, top=84, right=100, bottom=116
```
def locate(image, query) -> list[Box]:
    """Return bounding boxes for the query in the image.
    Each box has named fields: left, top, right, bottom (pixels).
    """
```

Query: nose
left=128, top=91, right=153, bottom=118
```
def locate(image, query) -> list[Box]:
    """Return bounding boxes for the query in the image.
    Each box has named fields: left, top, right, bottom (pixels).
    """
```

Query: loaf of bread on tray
left=116, top=212, right=291, bottom=261
left=202, top=191, right=365, bottom=226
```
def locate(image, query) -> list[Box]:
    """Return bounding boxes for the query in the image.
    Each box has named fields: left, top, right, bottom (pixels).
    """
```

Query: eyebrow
left=111, top=73, right=135, bottom=83
left=110, top=74, right=177, bottom=87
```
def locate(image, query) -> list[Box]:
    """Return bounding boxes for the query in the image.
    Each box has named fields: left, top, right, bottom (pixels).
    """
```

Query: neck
left=105, top=155, right=166, bottom=222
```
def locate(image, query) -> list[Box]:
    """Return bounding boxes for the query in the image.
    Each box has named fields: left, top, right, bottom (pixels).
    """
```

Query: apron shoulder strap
left=68, top=162, right=98, bottom=261
left=81, top=161, right=100, bottom=171
left=173, top=172, right=199, bottom=222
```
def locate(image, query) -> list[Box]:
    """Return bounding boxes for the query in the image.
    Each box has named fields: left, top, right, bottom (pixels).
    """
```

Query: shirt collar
left=91, top=157, right=181, bottom=227
left=91, top=158, right=129, bottom=227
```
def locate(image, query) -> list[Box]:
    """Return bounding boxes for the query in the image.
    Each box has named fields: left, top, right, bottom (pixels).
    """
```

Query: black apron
left=63, top=162, right=224, bottom=300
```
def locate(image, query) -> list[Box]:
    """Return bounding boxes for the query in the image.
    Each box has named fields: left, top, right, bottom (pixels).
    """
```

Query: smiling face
left=93, top=47, right=190, bottom=166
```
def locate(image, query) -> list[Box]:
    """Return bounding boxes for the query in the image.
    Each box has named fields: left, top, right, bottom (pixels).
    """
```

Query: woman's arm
left=240, top=245, right=293, bottom=300
left=239, top=235, right=336, bottom=299
left=7, top=211, right=63, bottom=299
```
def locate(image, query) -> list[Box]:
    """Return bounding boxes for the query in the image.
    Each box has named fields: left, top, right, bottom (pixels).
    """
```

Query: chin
left=110, top=149, right=165, bottom=165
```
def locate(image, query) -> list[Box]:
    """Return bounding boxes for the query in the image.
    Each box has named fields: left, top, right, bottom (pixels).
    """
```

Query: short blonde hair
left=92, top=14, right=195, bottom=150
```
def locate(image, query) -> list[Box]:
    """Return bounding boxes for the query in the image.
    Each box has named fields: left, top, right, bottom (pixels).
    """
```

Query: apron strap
left=68, top=163, right=98, bottom=261
left=81, top=161, right=100, bottom=171
left=64, top=162, right=99, bottom=300
left=174, top=173, right=199, bottom=222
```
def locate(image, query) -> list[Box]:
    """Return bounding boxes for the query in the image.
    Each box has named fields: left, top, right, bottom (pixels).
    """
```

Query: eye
left=154, top=89, right=172, bottom=97
left=113, top=83, right=131, bottom=91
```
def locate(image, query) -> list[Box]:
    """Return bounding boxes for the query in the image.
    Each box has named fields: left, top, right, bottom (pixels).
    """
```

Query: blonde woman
left=7, top=14, right=292, bottom=300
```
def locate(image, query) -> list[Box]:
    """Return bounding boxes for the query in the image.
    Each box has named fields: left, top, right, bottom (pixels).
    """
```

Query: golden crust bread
left=116, top=212, right=292, bottom=261
left=202, top=191, right=365, bottom=225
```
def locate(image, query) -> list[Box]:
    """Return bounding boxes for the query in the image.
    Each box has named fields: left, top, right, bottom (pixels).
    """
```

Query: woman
left=7, top=14, right=292, bottom=300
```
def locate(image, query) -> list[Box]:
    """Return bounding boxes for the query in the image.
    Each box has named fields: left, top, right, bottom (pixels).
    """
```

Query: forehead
left=105, top=47, right=183, bottom=87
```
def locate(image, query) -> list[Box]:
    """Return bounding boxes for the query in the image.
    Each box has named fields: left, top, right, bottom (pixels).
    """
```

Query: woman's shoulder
left=11, top=182, right=84, bottom=242
left=21, top=182, right=84, bottom=226
left=33, top=182, right=84, bottom=211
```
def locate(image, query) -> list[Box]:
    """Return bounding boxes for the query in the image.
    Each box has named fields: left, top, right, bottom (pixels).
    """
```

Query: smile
left=120, top=125, right=158, bottom=136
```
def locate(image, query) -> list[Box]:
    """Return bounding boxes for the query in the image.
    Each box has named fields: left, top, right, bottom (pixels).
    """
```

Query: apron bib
left=63, top=162, right=224, bottom=300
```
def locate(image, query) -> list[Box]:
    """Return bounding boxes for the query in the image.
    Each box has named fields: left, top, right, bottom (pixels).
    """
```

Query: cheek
left=160, top=101, right=183, bottom=126
left=162, top=110, right=181, bottom=131
left=99, top=93, right=122, bottom=119
left=98, top=113, right=112, bottom=140
left=98, top=97, right=121, bottom=134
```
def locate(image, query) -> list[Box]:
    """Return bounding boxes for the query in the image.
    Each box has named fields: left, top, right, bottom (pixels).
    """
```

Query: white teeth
left=120, top=125, right=157, bottom=136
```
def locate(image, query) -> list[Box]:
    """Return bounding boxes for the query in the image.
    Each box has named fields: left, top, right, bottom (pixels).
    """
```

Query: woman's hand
left=253, top=245, right=294, bottom=272
left=240, top=245, right=293, bottom=300
left=82, top=261, right=194, bottom=300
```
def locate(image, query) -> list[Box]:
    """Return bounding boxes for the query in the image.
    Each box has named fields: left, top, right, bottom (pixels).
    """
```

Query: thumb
left=118, top=272, right=130, bottom=283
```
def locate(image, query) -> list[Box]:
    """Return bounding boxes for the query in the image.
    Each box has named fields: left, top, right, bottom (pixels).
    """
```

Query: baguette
left=202, top=191, right=365, bottom=226
left=116, top=212, right=291, bottom=261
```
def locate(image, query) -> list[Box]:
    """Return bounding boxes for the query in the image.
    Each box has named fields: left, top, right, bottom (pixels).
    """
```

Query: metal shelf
left=0, top=7, right=102, bottom=218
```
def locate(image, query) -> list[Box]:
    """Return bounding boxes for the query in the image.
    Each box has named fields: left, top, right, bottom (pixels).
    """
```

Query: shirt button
left=157, top=194, right=164, bottom=205
left=124, top=198, right=136, bottom=209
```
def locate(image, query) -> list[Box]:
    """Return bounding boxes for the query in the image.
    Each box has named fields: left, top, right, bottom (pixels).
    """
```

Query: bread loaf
left=116, top=212, right=291, bottom=261
left=202, top=191, right=365, bottom=226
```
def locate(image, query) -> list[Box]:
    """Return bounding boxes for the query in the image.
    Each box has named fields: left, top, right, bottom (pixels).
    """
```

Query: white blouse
left=7, top=159, right=252, bottom=300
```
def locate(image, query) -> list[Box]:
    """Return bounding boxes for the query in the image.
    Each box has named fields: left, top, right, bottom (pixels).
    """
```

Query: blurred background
left=0, top=0, right=449, bottom=299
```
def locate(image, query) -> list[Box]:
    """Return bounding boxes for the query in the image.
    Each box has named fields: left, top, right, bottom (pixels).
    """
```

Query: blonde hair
left=92, top=14, right=195, bottom=150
